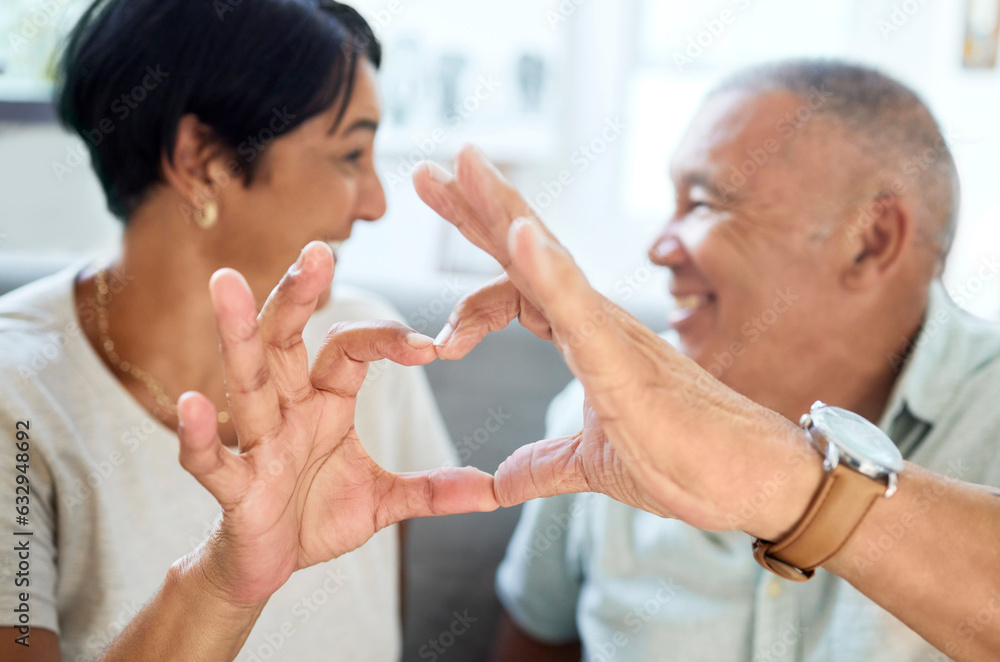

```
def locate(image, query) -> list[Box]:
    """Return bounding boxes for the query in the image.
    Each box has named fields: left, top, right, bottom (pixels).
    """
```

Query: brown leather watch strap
left=753, top=462, right=886, bottom=581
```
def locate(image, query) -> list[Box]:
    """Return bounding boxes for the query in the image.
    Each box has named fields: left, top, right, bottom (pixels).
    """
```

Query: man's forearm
left=96, top=552, right=267, bottom=662
left=824, top=463, right=1000, bottom=662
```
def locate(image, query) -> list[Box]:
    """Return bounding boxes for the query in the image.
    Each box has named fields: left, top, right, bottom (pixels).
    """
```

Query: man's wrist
left=821, top=462, right=914, bottom=577
left=745, top=425, right=827, bottom=542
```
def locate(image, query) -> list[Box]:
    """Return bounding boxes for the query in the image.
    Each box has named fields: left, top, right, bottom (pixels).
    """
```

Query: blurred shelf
left=376, top=126, right=557, bottom=166
left=0, top=79, right=56, bottom=122
left=0, top=100, right=56, bottom=122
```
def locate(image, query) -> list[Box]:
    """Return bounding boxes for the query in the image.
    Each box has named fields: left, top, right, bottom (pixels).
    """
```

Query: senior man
left=475, top=60, right=1000, bottom=661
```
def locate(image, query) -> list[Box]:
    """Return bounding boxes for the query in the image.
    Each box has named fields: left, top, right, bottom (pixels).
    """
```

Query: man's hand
left=415, top=147, right=1000, bottom=662
left=414, top=148, right=823, bottom=540
left=414, top=156, right=552, bottom=358
left=176, top=241, right=498, bottom=608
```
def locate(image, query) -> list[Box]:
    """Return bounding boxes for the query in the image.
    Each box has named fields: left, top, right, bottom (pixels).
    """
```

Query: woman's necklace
left=94, top=266, right=230, bottom=425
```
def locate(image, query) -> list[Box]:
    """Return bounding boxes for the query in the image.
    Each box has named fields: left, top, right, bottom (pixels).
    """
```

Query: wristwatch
left=752, top=401, right=904, bottom=581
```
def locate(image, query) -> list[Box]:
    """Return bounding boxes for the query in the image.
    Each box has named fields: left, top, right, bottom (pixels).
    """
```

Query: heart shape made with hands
left=411, top=145, right=822, bottom=542
left=410, top=147, right=692, bottom=520
left=176, top=147, right=817, bottom=609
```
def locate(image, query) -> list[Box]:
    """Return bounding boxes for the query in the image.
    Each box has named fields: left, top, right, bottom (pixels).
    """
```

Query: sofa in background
left=0, top=260, right=665, bottom=661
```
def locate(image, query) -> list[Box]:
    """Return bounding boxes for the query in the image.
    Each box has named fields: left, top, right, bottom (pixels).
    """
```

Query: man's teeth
left=326, top=240, right=344, bottom=254
left=674, top=295, right=706, bottom=310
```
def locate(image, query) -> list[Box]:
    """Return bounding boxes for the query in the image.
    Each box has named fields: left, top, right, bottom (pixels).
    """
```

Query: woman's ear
left=160, top=114, right=229, bottom=210
left=840, top=193, right=912, bottom=292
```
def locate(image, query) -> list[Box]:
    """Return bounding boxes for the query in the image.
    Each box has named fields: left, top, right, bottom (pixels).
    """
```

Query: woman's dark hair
left=56, top=0, right=381, bottom=221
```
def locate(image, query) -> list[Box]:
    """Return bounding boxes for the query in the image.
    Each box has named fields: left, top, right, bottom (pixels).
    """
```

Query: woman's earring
left=196, top=199, right=218, bottom=230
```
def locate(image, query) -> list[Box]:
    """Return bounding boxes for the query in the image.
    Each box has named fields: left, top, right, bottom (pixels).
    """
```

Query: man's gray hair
left=710, top=59, right=960, bottom=265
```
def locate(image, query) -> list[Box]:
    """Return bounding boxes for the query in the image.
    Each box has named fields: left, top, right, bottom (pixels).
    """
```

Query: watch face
left=811, top=405, right=904, bottom=474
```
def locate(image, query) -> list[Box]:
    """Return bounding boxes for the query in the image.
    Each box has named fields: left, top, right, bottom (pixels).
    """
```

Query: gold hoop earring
left=196, top=200, right=218, bottom=230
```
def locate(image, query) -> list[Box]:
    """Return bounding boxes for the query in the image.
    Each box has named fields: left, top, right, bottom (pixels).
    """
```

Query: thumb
left=493, top=435, right=592, bottom=507
left=177, top=391, right=251, bottom=508
left=373, top=466, right=500, bottom=529
left=506, top=217, right=631, bottom=394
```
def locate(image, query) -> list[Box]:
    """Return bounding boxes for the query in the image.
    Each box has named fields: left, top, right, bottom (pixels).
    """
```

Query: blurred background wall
left=2, top=0, right=999, bottom=320
left=3, top=1, right=999, bottom=659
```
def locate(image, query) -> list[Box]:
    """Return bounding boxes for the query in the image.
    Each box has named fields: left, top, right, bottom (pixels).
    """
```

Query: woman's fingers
left=177, top=391, right=252, bottom=507
left=256, top=242, right=336, bottom=405
left=492, top=434, right=593, bottom=507
left=312, top=321, right=438, bottom=397
left=373, top=466, right=499, bottom=530
left=209, top=268, right=283, bottom=449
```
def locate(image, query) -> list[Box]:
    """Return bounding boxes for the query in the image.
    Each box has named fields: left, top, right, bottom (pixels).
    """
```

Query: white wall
left=2, top=0, right=998, bottom=321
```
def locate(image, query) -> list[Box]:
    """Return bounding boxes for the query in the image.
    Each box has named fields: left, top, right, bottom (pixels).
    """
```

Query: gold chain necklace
left=94, top=266, right=230, bottom=425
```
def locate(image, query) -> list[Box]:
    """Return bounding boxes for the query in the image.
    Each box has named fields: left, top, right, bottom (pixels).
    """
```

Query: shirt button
left=767, top=580, right=784, bottom=598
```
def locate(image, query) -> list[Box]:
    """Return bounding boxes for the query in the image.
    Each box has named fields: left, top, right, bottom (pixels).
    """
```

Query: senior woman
left=0, top=0, right=496, bottom=660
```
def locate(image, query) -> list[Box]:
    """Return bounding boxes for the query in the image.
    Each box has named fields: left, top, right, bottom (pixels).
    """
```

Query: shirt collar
left=879, top=280, right=1000, bottom=430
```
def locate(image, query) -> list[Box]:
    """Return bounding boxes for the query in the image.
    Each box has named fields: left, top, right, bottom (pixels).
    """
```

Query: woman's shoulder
left=0, top=263, right=119, bottom=419
left=0, top=265, right=82, bottom=360
left=301, top=283, right=407, bottom=361
left=313, top=283, right=406, bottom=326
left=0, top=264, right=78, bottom=322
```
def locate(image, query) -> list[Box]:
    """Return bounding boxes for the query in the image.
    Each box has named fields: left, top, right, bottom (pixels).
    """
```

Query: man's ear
left=160, top=114, right=230, bottom=211
left=841, top=193, right=912, bottom=291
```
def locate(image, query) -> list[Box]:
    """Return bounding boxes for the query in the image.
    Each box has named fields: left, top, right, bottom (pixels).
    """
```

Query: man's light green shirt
left=496, top=282, right=1000, bottom=661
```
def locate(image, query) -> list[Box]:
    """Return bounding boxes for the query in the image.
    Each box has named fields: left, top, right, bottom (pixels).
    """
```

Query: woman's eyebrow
left=331, top=118, right=379, bottom=136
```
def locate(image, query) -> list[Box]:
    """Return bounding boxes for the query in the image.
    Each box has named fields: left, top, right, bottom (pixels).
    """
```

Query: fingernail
left=406, top=332, right=435, bottom=349
left=289, top=246, right=308, bottom=276
left=290, top=242, right=332, bottom=276
left=434, top=323, right=454, bottom=347
left=424, top=161, right=454, bottom=184
left=511, top=217, right=546, bottom=246
left=461, top=144, right=499, bottom=175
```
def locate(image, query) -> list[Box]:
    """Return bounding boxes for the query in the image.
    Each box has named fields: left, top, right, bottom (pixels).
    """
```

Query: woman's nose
left=357, top=170, right=387, bottom=222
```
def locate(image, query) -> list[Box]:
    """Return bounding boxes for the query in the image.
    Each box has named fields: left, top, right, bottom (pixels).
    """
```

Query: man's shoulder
left=898, top=295, right=1000, bottom=480
left=914, top=304, right=1000, bottom=401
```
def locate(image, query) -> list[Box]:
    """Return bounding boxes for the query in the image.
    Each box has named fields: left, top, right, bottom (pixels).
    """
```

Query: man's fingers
left=507, top=217, right=631, bottom=382
left=413, top=160, right=509, bottom=264
left=210, top=268, right=282, bottom=448
left=413, top=147, right=561, bottom=271
left=450, top=147, right=567, bottom=307
left=453, top=146, right=563, bottom=259
left=177, top=391, right=252, bottom=507
left=374, top=466, right=499, bottom=529
left=453, top=145, right=538, bottom=246
left=312, top=321, right=438, bottom=396
left=257, top=241, right=335, bottom=404
left=492, top=435, right=593, bottom=507
left=434, top=276, right=552, bottom=360
left=507, top=217, right=691, bottom=473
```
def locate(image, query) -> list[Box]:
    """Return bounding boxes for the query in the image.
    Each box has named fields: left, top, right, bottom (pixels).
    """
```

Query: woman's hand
left=176, top=241, right=498, bottom=608
left=413, top=148, right=823, bottom=540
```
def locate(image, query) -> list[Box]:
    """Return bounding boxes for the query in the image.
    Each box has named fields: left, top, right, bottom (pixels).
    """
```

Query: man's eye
left=345, top=149, right=364, bottom=163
